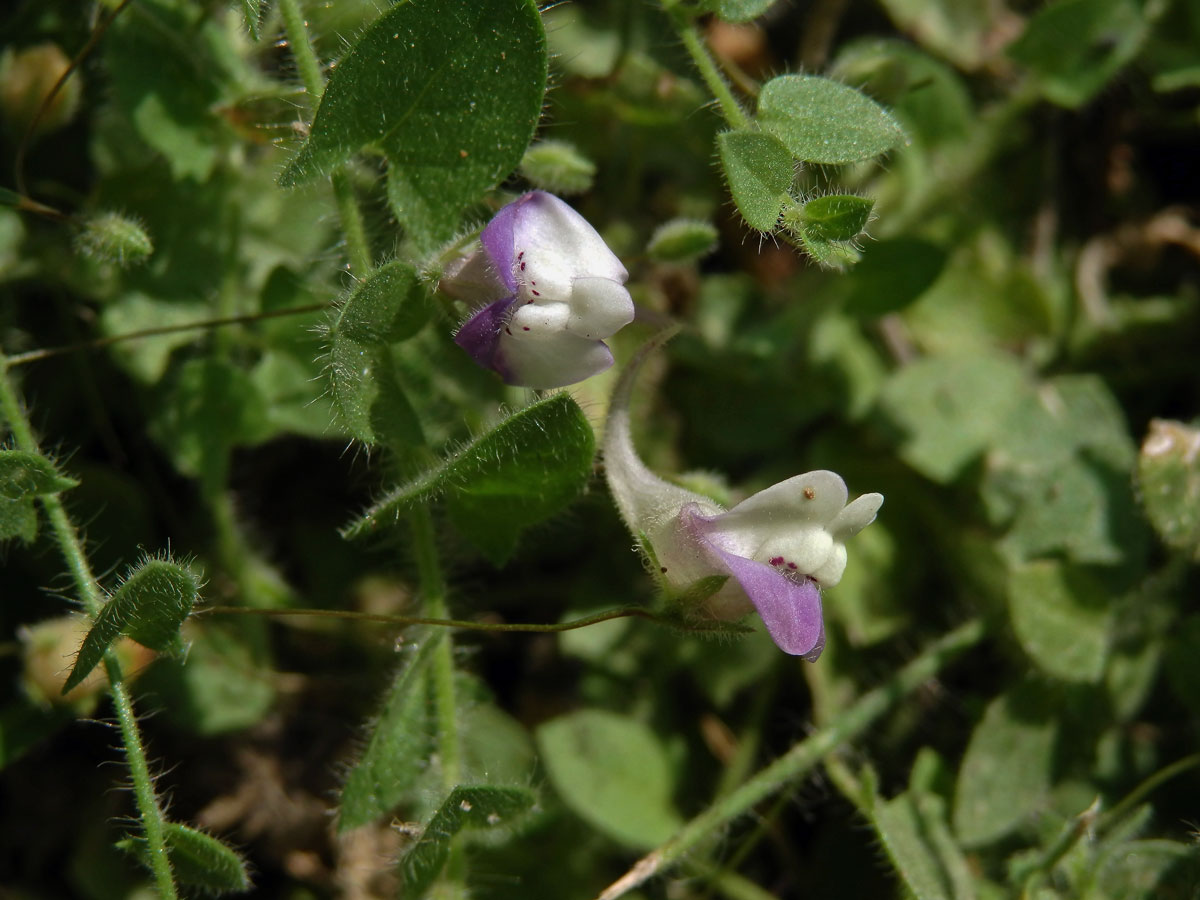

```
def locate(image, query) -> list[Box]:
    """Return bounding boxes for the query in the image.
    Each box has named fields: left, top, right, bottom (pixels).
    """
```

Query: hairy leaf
left=0, top=450, right=78, bottom=499
left=400, top=785, right=536, bottom=898
left=343, top=394, right=595, bottom=564
left=757, top=74, right=906, bottom=164
left=64, top=559, right=201, bottom=693
left=716, top=130, right=794, bottom=232
left=279, top=0, right=546, bottom=246
left=339, top=634, right=439, bottom=831
left=328, top=261, right=431, bottom=447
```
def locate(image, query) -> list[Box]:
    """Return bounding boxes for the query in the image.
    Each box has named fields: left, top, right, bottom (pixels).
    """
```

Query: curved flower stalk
left=441, top=191, right=635, bottom=389
left=602, top=332, right=883, bottom=659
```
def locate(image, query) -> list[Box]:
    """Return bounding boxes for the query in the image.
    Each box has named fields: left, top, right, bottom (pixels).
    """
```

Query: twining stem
left=596, top=619, right=987, bottom=900
left=0, top=356, right=179, bottom=900
left=661, top=1, right=752, bottom=131
left=277, top=0, right=372, bottom=274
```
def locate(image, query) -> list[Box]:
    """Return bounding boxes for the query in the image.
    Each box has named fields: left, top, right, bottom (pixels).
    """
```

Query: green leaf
left=151, top=358, right=272, bottom=491
left=873, top=789, right=975, bottom=900
left=143, top=622, right=276, bottom=735
left=952, top=682, right=1058, bottom=847
left=792, top=229, right=862, bottom=270
left=1137, top=419, right=1200, bottom=557
left=336, top=260, right=433, bottom=345
left=878, top=353, right=1028, bottom=483
left=163, top=823, right=251, bottom=893
left=757, top=74, right=906, bottom=165
left=844, top=237, right=946, bottom=317
left=400, top=785, right=536, bottom=898
left=339, top=634, right=439, bottom=831
left=122, top=822, right=251, bottom=893
left=1094, top=839, right=1199, bottom=900
left=279, top=0, right=547, bottom=246
left=0, top=450, right=78, bottom=500
left=1008, top=561, right=1111, bottom=683
left=100, top=293, right=210, bottom=383
left=873, top=0, right=996, bottom=71
left=716, top=130, right=794, bottom=232
left=646, top=218, right=719, bottom=263
left=64, top=559, right=201, bottom=693
left=0, top=497, right=38, bottom=544
left=343, top=394, right=595, bottom=565
left=697, top=0, right=777, bottom=23
left=105, top=0, right=235, bottom=181
left=798, top=195, right=874, bottom=242
left=1008, top=0, right=1150, bottom=108
left=327, top=261, right=431, bottom=448
left=536, top=709, right=683, bottom=849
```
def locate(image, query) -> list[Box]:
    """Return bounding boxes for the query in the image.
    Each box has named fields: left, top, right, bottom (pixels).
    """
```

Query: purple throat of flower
left=682, top=504, right=826, bottom=661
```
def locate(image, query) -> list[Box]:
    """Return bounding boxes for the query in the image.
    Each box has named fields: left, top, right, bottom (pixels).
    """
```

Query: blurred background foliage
left=2, top=0, right=1200, bottom=897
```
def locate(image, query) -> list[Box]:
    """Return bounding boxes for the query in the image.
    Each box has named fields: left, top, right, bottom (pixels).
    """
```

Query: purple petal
left=480, top=196, right=528, bottom=293
left=682, top=505, right=825, bottom=659
left=712, top=551, right=825, bottom=659
left=454, top=296, right=515, bottom=374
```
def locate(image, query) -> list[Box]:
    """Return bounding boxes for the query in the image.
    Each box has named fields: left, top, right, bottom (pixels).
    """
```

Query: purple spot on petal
left=769, top=556, right=784, bottom=566
left=787, top=562, right=798, bottom=570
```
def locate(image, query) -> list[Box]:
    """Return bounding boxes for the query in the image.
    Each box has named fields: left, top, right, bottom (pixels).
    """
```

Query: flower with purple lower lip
left=603, top=336, right=883, bottom=659
left=443, top=192, right=635, bottom=389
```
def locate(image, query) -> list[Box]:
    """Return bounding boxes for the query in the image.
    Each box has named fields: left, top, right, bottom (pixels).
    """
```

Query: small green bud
left=0, top=43, right=82, bottom=138
left=519, top=140, right=597, bottom=195
left=780, top=197, right=868, bottom=270
left=74, top=211, right=154, bottom=267
left=646, top=218, right=719, bottom=263
left=797, top=194, right=874, bottom=242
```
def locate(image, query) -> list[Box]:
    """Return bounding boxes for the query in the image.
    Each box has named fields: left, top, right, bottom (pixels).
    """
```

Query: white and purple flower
left=603, top=336, right=883, bottom=659
left=442, top=191, right=635, bottom=389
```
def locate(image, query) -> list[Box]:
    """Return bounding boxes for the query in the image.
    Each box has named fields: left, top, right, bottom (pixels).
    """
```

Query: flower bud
left=0, top=43, right=82, bottom=139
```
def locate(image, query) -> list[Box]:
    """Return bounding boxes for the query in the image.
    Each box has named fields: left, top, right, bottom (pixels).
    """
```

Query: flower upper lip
left=447, top=191, right=635, bottom=389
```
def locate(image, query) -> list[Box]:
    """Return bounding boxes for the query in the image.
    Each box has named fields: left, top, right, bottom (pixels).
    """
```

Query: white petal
left=829, top=492, right=884, bottom=539
left=755, top=525, right=835, bottom=576
left=496, top=330, right=615, bottom=389
left=710, top=471, right=848, bottom=553
left=509, top=301, right=571, bottom=336
left=567, top=277, right=635, bottom=339
left=513, top=193, right=627, bottom=302
left=809, top=543, right=847, bottom=587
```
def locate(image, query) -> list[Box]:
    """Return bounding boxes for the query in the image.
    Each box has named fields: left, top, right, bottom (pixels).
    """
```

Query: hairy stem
left=278, top=0, right=373, bottom=274
left=408, top=508, right=461, bottom=789
left=0, top=356, right=179, bottom=899
left=662, top=2, right=751, bottom=131
left=596, top=618, right=987, bottom=900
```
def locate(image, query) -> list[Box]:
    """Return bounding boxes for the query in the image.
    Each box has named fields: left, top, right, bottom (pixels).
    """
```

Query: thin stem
left=1098, top=752, right=1200, bottom=833
left=276, top=0, right=325, bottom=104
left=0, top=356, right=179, bottom=899
left=199, top=603, right=681, bottom=633
left=331, top=169, right=373, bottom=276
left=3, top=303, right=327, bottom=368
left=278, top=0, right=373, bottom=275
left=596, top=619, right=987, bottom=900
left=663, top=3, right=751, bottom=131
left=14, top=0, right=132, bottom=197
